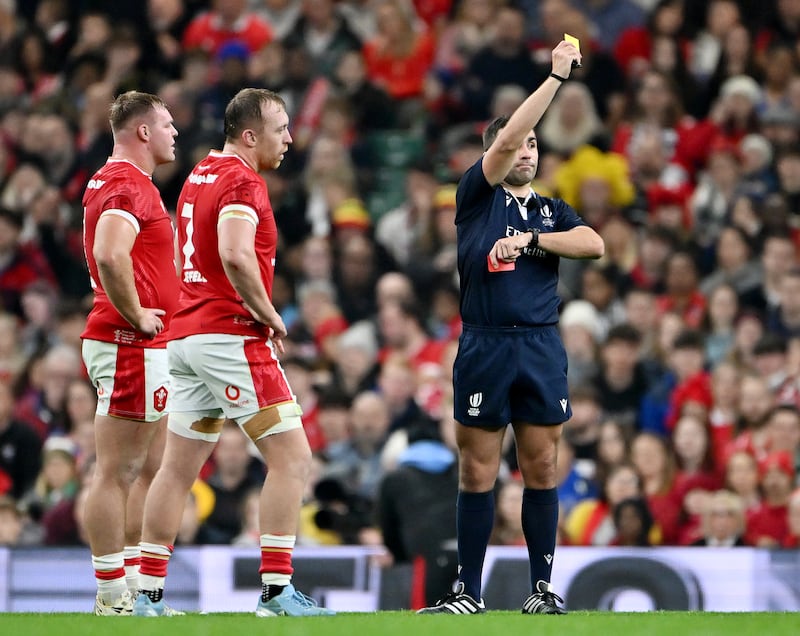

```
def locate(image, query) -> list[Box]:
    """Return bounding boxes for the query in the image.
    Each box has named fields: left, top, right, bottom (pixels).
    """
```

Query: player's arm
left=482, top=40, right=579, bottom=186
left=94, top=213, right=164, bottom=336
left=218, top=212, right=287, bottom=343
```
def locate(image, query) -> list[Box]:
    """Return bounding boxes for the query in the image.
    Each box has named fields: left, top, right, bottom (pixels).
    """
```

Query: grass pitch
left=0, top=611, right=797, bottom=636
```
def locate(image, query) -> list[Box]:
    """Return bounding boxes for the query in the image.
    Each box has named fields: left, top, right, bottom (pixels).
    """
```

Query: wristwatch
left=528, top=228, right=540, bottom=249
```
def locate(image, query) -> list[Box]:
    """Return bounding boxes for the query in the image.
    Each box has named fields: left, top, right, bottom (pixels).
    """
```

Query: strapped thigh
left=237, top=401, right=303, bottom=441
left=168, top=409, right=225, bottom=442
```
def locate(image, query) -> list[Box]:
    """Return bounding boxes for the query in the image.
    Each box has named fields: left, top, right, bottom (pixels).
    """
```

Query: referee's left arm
left=534, top=225, right=604, bottom=259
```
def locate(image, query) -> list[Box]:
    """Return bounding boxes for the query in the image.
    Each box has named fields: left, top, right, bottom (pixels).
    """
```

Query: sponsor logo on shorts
left=96, top=383, right=105, bottom=397
left=153, top=386, right=168, bottom=412
left=225, top=385, right=241, bottom=401
left=559, top=398, right=568, bottom=413
left=468, top=392, right=482, bottom=417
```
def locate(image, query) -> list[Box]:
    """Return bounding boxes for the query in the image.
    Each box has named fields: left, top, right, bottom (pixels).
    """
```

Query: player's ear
left=137, top=124, right=149, bottom=142
left=243, top=129, right=257, bottom=147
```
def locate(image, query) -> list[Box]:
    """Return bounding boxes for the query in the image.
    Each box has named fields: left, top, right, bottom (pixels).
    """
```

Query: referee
left=419, top=39, right=603, bottom=615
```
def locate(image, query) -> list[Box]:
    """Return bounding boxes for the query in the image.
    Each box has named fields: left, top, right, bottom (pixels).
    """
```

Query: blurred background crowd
left=2, top=0, right=800, bottom=568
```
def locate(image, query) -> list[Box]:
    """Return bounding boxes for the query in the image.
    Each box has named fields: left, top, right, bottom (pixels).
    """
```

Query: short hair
left=672, top=329, right=705, bottom=351
left=605, top=324, right=642, bottom=346
left=109, top=91, right=166, bottom=133
left=224, top=88, right=286, bottom=142
left=767, top=403, right=800, bottom=422
left=482, top=115, right=509, bottom=151
left=752, top=333, right=788, bottom=357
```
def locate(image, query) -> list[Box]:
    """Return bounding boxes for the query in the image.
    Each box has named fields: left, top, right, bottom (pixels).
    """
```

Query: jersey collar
left=502, top=187, right=536, bottom=221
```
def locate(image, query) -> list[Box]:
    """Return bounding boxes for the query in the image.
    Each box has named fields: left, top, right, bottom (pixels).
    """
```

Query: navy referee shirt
left=456, top=156, right=586, bottom=328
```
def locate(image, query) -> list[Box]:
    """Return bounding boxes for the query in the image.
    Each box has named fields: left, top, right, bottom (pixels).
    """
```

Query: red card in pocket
left=488, top=254, right=516, bottom=272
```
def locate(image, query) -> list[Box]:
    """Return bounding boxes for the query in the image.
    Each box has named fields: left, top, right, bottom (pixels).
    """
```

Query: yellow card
left=564, top=33, right=581, bottom=53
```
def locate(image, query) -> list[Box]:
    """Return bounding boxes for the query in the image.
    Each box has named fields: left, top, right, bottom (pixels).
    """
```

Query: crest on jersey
left=540, top=203, right=555, bottom=227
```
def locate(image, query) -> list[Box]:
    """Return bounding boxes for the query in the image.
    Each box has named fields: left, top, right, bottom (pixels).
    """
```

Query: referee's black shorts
left=453, top=323, right=571, bottom=427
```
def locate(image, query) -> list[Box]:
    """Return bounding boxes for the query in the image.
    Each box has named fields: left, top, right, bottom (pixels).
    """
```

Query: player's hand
left=133, top=308, right=166, bottom=338
left=488, top=234, right=529, bottom=269
left=264, top=310, right=287, bottom=355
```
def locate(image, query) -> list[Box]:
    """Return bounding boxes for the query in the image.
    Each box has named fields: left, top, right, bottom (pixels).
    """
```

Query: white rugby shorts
left=82, top=339, right=170, bottom=422
left=167, top=333, right=295, bottom=420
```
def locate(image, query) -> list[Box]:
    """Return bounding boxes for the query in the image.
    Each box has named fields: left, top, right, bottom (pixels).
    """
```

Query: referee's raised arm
left=481, top=40, right=581, bottom=186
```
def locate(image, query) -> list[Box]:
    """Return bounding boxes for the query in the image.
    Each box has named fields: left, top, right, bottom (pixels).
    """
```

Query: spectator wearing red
left=656, top=251, right=706, bottom=329
left=412, top=0, right=452, bottom=32
left=707, top=361, right=739, bottom=471
left=182, top=0, right=273, bottom=56
left=611, top=69, right=695, bottom=169
left=745, top=450, right=794, bottom=546
left=0, top=380, right=42, bottom=499
left=377, top=298, right=445, bottom=417
left=363, top=0, right=435, bottom=100
left=282, top=357, right=325, bottom=454
left=765, top=405, right=800, bottom=468
left=666, top=361, right=712, bottom=432
left=630, top=431, right=682, bottom=545
left=681, top=75, right=761, bottom=176
left=377, top=298, right=445, bottom=373
left=0, top=206, right=56, bottom=319
left=671, top=414, right=724, bottom=544
left=724, top=449, right=762, bottom=518
left=13, top=27, right=61, bottom=105
left=647, top=183, right=693, bottom=241
left=724, top=373, right=775, bottom=466
left=783, top=488, right=800, bottom=547
left=613, top=0, right=689, bottom=80
left=753, top=0, right=800, bottom=65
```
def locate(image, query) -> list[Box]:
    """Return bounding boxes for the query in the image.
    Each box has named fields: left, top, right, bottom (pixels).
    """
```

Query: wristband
left=529, top=228, right=540, bottom=249
left=550, top=72, right=568, bottom=82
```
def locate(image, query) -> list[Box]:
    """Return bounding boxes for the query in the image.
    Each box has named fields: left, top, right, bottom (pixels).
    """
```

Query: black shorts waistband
left=461, top=322, right=558, bottom=334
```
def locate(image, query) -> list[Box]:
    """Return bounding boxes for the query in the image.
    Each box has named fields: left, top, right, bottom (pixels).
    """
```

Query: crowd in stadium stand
left=2, top=0, right=800, bottom=560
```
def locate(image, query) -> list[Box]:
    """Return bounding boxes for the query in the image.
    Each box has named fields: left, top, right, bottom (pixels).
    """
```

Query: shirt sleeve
left=216, top=178, right=260, bottom=227
left=553, top=198, right=587, bottom=232
left=100, top=179, right=141, bottom=232
left=454, top=156, right=495, bottom=225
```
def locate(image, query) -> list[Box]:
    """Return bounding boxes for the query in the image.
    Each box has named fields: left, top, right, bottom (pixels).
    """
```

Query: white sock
left=92, top=552, right=127, bottom=603
left=123, top=545, right=140, bottom=594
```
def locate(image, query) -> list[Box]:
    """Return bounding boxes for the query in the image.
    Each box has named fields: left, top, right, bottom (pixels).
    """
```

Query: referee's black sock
left=522, top=487, right=559, bottom=586
left=456, top=490, right=495, bottom=600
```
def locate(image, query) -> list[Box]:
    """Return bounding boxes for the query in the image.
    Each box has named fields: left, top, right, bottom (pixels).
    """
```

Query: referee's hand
left=488, top=234, right=528, bottom=269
